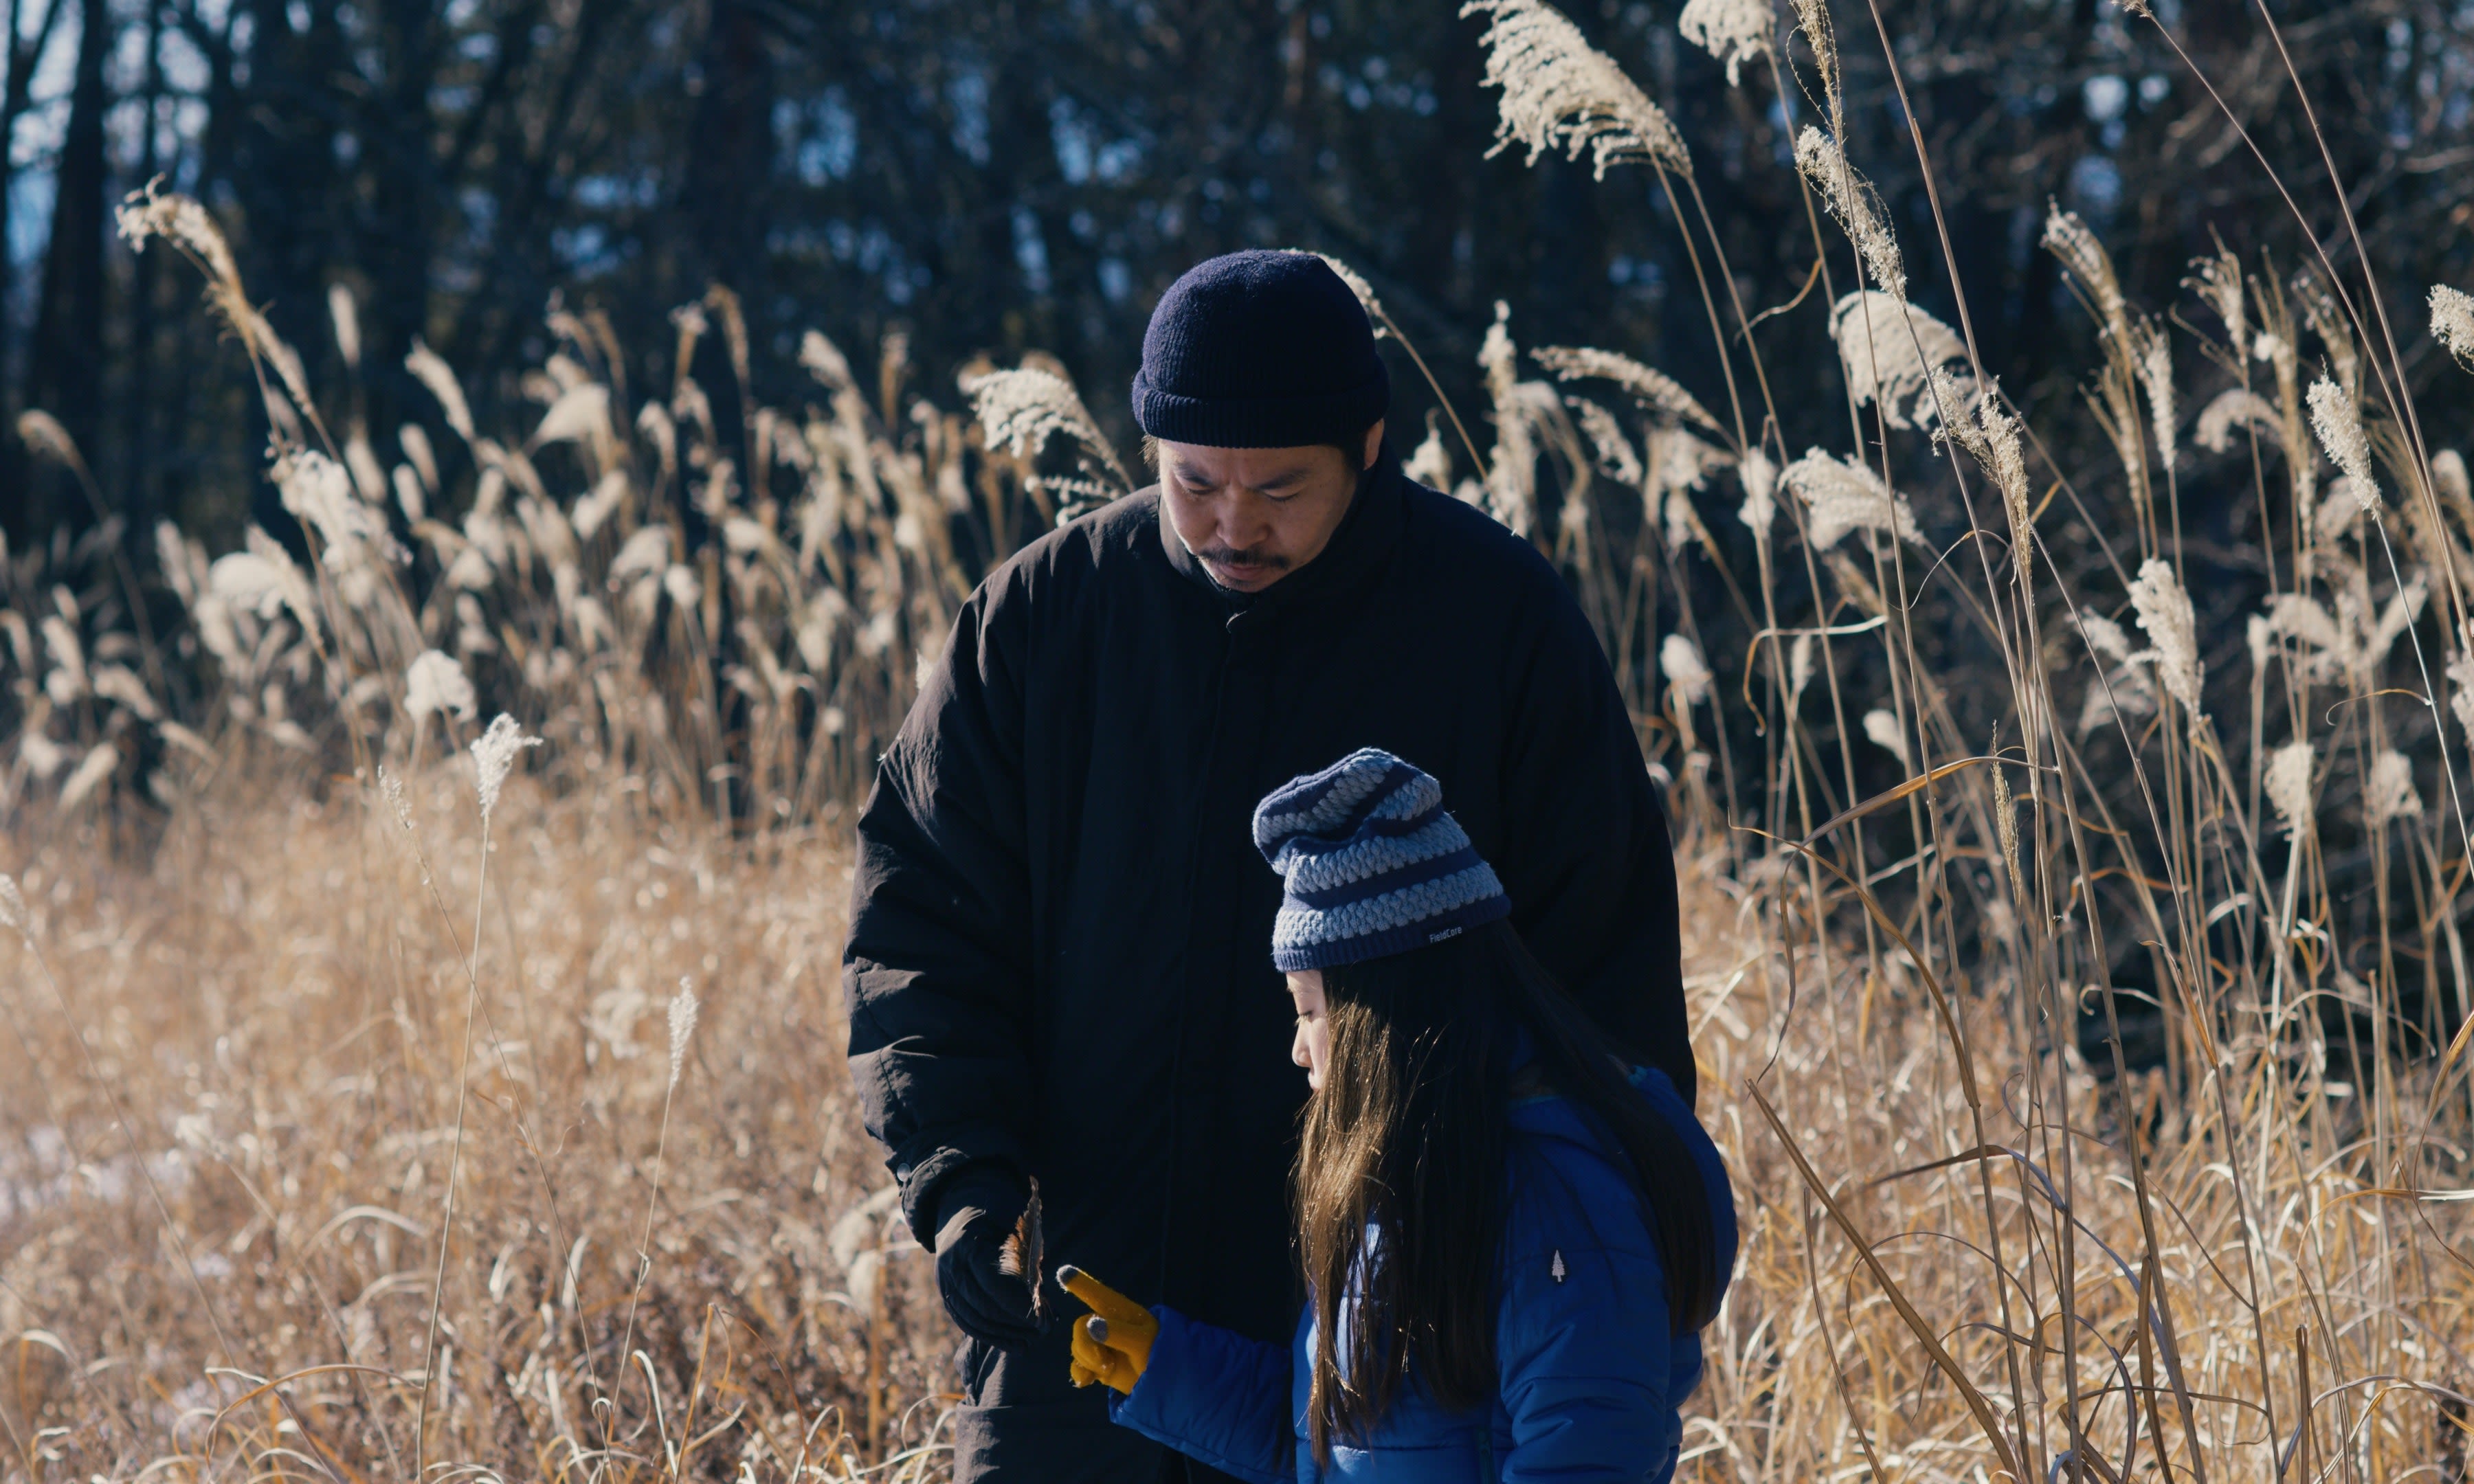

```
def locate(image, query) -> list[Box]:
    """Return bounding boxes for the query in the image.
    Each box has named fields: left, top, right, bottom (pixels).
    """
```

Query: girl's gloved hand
left=1058, top=1265, right=1157, bottom=1395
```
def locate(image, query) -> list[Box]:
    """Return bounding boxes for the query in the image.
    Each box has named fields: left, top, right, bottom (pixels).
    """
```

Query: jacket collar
left=1158, top=448, right=1406, bottom=613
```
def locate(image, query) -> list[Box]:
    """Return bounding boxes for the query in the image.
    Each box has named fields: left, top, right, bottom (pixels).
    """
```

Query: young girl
left=1058, top=748, right=1735, bottom=1483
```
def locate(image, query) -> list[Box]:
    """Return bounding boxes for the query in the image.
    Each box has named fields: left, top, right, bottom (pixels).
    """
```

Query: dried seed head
left=2363, top=750, right=2423, bottom=829
left=1797, top=133, right=1904, bottom=302
left=2042, top=205, right=2128, bottom=344
left=2266, top=741, right=2314, bottom=839
left=377, top=766, right=414, bottom=831
left=668, top=979, right=700, bottom=1091
left=1782, top=449, right=1920, bottom=550
left=1661, top=633, right=1714, bottom=707
left=405, top=649, right=478, bottom=723
left=1737, top=449, right=1777, bottom=537
left=2131, top=318, right=2177, bottom=473
left=1531, top=345, right=1726, bottom=437
left=1992, top=764, right=2022, bottom=899
left=2127, top=559, right=2203, bottom=713
left=1462, top=0, right=1692, bottom=177
left=0, top=873, right=23, bottom=936
left=1678, top=0, right=1773, bottom=86
left=1863, top=708, right=1911, bottom=769
left=2449, top=631, right=2474, bottom=743
left=2431, top=284, right=2474, bottom=372
left=405, top=338, right=477, bottom=445
left=471, top=714, right=542, bottom=821
left=2304, top=376, right=2378, bottom=510
left=1788, top=631, right=1814, bottom=701
left=1829, top=293, right=1971, bottom=431
left=2195, top=390, right=2280, bottom=455
left=2185, top=249, right=2248, bottom=363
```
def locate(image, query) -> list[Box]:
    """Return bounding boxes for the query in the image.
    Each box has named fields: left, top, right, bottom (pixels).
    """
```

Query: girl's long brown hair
left=1293, top=919, right=1719, bottom=1461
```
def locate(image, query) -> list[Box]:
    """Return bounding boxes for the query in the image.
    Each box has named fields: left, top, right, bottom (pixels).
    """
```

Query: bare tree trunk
left=25, top=0, right=112, bottom=537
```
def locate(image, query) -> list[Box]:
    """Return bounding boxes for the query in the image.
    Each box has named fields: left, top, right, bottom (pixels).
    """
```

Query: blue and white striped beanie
left=1252, top=749, right=1511, bottom=972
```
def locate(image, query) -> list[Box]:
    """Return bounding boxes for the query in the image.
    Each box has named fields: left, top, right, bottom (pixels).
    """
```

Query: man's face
left=1157, top=421, right=1383, bottom=593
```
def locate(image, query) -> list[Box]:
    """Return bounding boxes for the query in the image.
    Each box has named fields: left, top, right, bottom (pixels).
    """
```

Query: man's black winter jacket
left=843, top=456, right=1689, bottom=1348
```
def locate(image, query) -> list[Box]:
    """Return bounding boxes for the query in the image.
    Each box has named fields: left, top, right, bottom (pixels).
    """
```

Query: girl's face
left=1287, top=969, right=1330, bottom=1090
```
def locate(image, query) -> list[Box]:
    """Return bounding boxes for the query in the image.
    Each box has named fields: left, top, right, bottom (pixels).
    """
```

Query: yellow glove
left=1058, top=1264, right=1157, bottom=1395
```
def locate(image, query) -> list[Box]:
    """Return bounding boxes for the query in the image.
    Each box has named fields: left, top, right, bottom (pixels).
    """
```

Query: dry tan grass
left=0, top=769, right=955, bottom=1482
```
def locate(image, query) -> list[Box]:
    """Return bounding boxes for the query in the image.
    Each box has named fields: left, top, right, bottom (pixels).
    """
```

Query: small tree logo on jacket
left=1550, top=1250, right=1565, bottom=1283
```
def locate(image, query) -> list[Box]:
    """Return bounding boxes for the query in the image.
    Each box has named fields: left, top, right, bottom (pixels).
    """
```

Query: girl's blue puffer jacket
left=1104, top=1062, right=1736, bottom=1483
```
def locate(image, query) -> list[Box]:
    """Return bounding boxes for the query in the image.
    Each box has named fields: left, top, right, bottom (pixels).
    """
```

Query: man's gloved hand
left=930, top=1167, right=1040, bottom=1347
left=1059, top=1265, right=1158, bottom=1395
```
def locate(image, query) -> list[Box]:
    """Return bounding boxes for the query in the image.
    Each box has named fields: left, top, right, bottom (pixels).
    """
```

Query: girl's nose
left=1292, top=1024, right=1312, bottom=1070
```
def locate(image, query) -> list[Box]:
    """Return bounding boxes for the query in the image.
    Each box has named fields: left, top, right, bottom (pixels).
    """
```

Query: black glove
left=930, top=1167, right=1041, bottom=1347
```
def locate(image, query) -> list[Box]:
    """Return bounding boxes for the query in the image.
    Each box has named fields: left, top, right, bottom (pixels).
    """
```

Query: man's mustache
left=1195, top=546, right=1291, bottom=571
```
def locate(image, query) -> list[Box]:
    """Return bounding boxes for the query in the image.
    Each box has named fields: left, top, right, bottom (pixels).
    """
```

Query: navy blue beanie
left=1253, top=749, right=1511, bottom=972
left=1132, top=251, right=1391, bottom=449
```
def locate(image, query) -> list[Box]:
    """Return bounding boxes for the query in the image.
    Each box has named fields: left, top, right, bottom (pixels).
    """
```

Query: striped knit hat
left=1252, top=750, right=1511, bottom=972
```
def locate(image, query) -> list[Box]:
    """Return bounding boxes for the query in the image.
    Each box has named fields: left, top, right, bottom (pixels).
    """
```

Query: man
left=844, top=250, right=1689, bottom=1481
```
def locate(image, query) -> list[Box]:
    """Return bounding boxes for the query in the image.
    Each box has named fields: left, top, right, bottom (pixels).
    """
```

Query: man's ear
left=1361, top=419, right=1385, bottom=471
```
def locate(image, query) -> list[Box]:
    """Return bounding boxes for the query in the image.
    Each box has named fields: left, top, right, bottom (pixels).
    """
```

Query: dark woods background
left=6, top=0, right=2472, bottom=553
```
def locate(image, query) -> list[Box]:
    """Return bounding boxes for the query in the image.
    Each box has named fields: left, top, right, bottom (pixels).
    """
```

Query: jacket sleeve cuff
left=902, top=1153, right=1027, bottom=1248
left=1107, top=1307, right=1295, bottom=1484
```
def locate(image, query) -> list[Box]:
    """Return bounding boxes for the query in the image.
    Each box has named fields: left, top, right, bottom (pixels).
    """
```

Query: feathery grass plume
left=2430, top=284, right=2474, bottom=372
left=668, top=980, right=700, bottom=1091
left=2127, top=559, right=2202, bottom=712
left=1461, top=0, right=1691, bottom=177
left=2185, top=247, right=2249, bottom=363
left=0, top=873, right=22, bottom=938
left=405, top=339, right=478, bottom=445
left=2293, top=270, right=2359, bottom=398
left=961, top=365, right=1133, bottom=520
left=328, top=284, right=361, bottom=369
left=2364, top=750, right=2423, bottom=828
left=1991, top=763, right=2022, bottom=898
left=2306, top=376, right=2378, bottom=510
left=1796, top=131, right=1904, bottom=301
left=1787, top=631, right=1814, bottom=701
left=2131, top=319, right=2177, bottom=471
left=405, top=650, right=478, bottom=722
left=1678, top=0, right=1772, bottom=85
left=1531, top=344, right=1727, bottom=437
left=16, top=410, right=92, bottom=483
left=377, top=765, right=414, bottom=831
left=1786, top=0, right=1840, bottom=117
left=93, top=664, right=159, bottom=721
left=2042, top=205, right=2128, bottom=344
left=2195, top=390, right=2281, bottom=454
left=1662, top=633, right=1714, bottom=706
left=2266, top=740, right=2315, bottom=837
left=2076, top=610, right=2158, bottom=734
left=1405, top=418, right=1456, bottom=489
left=2449, top=630, right=2474, bottom=742
left=1781, top=449, right=1919, bottom=550
left=1831, top=293, right=1971, bottom=431
left=1567, top=397, right=1643, bottom=487
left=1862, top=708, right=1910, bottom=767
left=115, top=177, right=240, bottom=293
left=1932, top=370, right=2031, bottom=587
left=1737, top=448, right=1776, bottom=536
left=59, top=743, right=120, bottom=811
left=471, top=715, right=542, bottom=822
